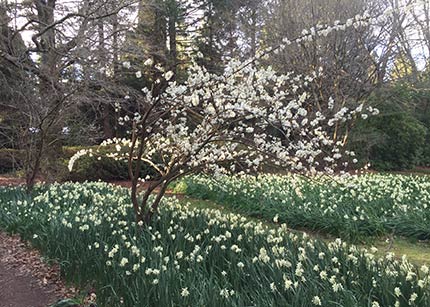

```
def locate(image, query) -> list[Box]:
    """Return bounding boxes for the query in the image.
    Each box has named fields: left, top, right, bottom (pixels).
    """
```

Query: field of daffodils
left=0, top=179, right=429, bottom=306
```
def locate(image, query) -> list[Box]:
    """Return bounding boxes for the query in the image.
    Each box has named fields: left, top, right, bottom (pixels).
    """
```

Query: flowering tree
left=69, top=2, right=422, bottom=224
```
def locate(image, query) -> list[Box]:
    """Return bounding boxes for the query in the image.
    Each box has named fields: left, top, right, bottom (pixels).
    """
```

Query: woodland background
left=0, top=0, right=429, bottom=182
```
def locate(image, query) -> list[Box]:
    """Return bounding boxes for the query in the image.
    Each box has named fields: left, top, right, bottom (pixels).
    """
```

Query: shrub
left=64, top=146, right=159, bottom=182
left=349, top=83, right=429, bottom=171
left=0, top=149, right=23, bottom=174
left=369, top=113, right=426, bottom=170
left=0, top=146, right=159, bottom=181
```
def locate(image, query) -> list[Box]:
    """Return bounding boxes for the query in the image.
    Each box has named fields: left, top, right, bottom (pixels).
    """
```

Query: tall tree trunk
left=25, top=0, right=62, bottom=191
left=250, top=7, right=257, bottom=58
left=167, top=3, right=177, bottom=75
left=138, top=0, right=167, bottom=65
left=98, top=16, right=114, bottom=139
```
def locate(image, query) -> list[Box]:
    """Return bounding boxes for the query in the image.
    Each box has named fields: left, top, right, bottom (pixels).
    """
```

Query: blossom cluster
left=71, top=61, right=376, bottom=179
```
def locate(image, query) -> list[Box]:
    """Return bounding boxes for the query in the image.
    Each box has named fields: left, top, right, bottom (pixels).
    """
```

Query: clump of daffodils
left=181, top=173, right=430, bottom=241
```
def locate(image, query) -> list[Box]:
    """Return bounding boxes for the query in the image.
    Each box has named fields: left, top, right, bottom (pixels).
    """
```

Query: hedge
left=0, top=147, right=158, bottom=182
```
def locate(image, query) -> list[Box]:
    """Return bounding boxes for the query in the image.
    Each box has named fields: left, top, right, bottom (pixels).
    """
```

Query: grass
left=412, top=167, right=430, bottom=175
left=372, top=240, right=430, bottom=267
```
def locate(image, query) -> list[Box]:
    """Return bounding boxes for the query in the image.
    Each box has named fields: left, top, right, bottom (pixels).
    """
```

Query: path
left=0, top=232, right=76, bottom=307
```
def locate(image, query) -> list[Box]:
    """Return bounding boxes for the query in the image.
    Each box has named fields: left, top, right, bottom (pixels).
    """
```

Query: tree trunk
left=144, top=181, right=169, bottom=224
left=24, top=0, right=60, bottom=192
left=167, top=3, right=177, bottom=75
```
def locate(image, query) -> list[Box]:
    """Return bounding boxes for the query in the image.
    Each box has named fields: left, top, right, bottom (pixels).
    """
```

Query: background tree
left=0, top=0, right=135, bottom=189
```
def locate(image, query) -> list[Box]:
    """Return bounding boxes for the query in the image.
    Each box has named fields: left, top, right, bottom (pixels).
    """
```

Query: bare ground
left=0, top=232, right=78, bottom=307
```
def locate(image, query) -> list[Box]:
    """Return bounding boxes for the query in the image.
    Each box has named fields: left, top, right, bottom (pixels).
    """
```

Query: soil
left=0, top=175, right=26, bottom=186
left=0, top=260, right=55, bottom=307
left=0, top=232, right=77, bottom=307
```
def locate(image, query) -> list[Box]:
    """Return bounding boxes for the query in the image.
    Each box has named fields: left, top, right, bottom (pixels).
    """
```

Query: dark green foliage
left=63, top=147, right=159, bottom=182
left=193, top=0, right=244, bottom=74
left=51, top=298, right=82, bottom=307
left=66, top=155, right=126, bottom=181
left=66, top=155, right=158, bottom=182
left=372, top=115, right=426, bottom=170
left=352, top=113, right=426, bottom=170
left=0, top=149, right=23, bottom=173
left=350, top=82, right=430, bottom=171
left=0, top=147, right=158, bottom=181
